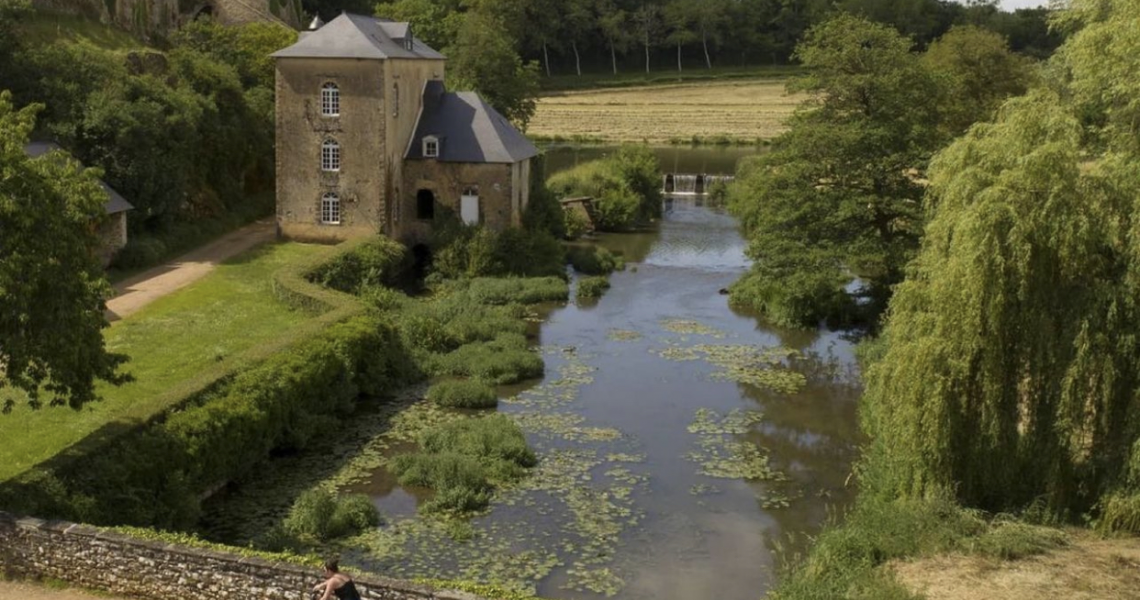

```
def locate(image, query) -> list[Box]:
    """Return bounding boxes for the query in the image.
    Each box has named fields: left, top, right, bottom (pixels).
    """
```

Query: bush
left=566, top=244, right=625, bottom=275
left=113, top=236, right=167, bottom=269
left=432, top=222, right=565, bottom=279
left=390, top=414, right=536, bottom=514
left=283, top=489, right=381, bottom=542
left=563, top=207, right=591, bottom=240
left=307, top=237, right=411, bottom=293
left=428, top=333, right=544, bottom=384
left=442, top=277, right=569, bottom=306
left=577, top=276, right=610, bottom=300
left=727, top=270, right=854, bottom=329
left=427, top=379, right=498, bottom=409
left=546, top=145, right=662, bottom=231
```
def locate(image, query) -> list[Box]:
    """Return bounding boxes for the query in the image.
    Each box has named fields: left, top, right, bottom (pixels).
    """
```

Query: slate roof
left=273, top=13, right=444, bottom=60
left=406, top=81, right=539, bottom=164
left=24, top=142, right=134, bottom=215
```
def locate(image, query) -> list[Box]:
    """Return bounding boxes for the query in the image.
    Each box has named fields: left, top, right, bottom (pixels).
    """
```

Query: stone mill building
left=272, top=13, right=540, bottom=244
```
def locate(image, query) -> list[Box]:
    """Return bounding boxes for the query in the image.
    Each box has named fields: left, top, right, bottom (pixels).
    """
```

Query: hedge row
left=0, top=314, right=417, bottom=529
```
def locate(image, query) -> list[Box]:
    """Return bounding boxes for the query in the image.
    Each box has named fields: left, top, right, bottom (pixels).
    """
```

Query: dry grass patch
left=529, top=79, right=804, bottom=144
left=891, top=533, right=1140, bottom=600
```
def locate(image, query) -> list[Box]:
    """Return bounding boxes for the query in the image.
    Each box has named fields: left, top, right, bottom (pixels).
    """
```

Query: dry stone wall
left=0, top=512, right=486, bottom=600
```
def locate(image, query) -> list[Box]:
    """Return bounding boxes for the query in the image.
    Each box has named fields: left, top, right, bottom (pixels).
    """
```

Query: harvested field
left=891, top=533, right=1140, bottom=600
left=529, top=78, right=804, bottom=144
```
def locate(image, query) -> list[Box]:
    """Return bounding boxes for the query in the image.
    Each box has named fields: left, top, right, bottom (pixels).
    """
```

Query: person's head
left=323, top=559, right=339, bottom=576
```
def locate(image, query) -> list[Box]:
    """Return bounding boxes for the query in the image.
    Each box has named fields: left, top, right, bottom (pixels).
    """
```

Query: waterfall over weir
left=663, top=173, right=735, bottom=195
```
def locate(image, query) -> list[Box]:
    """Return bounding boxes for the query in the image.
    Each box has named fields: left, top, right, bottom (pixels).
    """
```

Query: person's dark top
left=334, top=580, right=362, bottom=600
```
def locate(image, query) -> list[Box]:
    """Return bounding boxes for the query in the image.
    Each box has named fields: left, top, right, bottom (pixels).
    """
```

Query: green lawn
left=0, top=242, right=332, bottom=483
left=539, top=64, right=801, bottom=92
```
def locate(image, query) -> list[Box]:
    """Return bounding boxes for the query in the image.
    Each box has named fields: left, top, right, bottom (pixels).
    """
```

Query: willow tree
left=860, top=87, right=1140, bottom=526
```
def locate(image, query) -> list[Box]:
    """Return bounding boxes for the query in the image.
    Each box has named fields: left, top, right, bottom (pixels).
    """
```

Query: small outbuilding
left=25, top=142, right=134, bottom=267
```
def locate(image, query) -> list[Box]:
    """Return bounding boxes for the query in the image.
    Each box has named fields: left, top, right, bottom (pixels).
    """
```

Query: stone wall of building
left=94, top=212, right=128, bottom=267
left=398, top=160, right=518, bottom=245
left=276, top=58, right=389, bottom=243
left=0, top=512, right=486, bottom=600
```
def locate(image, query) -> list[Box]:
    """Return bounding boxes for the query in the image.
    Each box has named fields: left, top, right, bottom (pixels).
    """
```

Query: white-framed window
left=321, top=139, right=340, bottom=172
left=423, top=136, right=439, bottom=158
left=320, top=192, right=341, bottom=225
left=321, top=82, right=340, bottom=117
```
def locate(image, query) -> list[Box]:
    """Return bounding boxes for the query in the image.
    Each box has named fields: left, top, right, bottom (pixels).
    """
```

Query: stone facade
left=275, top=57, right=445, bottom=243
left=399, top=159, right=532, bottom=245
left=94, top=212, right=128, bottom=267
left=0, top=512, right=486, bottom=600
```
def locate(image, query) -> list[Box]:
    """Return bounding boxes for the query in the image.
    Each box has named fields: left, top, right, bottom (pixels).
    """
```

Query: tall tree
left=0, top=92, right=128, bottom=411
left=632, top=2, right=663, bottom=73
left=664, top=0, right=698, bottom=72
left=446, top=10, right=541, bottom=129
left=727, top=15, right=944, bottom=327
left=597, top=0, right=631, bottom=75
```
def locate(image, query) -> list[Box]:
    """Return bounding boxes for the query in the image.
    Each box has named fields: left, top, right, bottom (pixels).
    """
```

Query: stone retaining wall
left=0, top=512, right=484, bottom=600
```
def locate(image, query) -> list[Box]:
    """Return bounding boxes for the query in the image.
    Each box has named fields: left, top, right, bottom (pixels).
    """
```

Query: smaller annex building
left=272, top=13, right=539, bottom=245
left=24, top=142, right=134, bottom=267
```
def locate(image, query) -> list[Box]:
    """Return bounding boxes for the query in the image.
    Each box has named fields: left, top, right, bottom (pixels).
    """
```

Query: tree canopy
left=860, top=0, right=1140, bottom=531
left=0, top=92, right=128, bottom=410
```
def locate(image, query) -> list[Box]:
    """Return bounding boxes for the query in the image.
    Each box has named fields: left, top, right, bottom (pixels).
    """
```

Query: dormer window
left=321, top=83, right=339, bottom=117
left=404, top=29, right=414, bottom=51
left=423, top=136, right=439, bottom=158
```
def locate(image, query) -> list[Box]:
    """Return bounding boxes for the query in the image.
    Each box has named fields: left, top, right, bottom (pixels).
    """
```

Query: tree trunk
left=573, top=41, right=582, bottom=76
left=644, top=31, right=650, bottom=73
left=543, top=40, right=551, bottom=77
left=677, top=42, right=682, bottom=72
left=610, top=40, right=618, bottom=75
left=702, top=30, right=711, bottom=69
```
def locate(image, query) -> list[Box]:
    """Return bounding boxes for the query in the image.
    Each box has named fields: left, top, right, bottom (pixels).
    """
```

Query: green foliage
left=427, top=333, right=544, bottom=385
left=522, top=157, right=568, bottom=240
left=427, top=379, right=499, bottom=409
left=446, top=10, right=540, bottom=129
left=173, top=17, right=298, bottom=92
left=727, top=270, right=853, bottom=329
left=0, top=92, right=128, bottom=410
left=431, top=222, right=565, bottom=279
left=563, top=208, right=591, bottom=240
left=860, top=89, right=1140, bottom=521
left=438, top=277, right=569, bottom=306
left=547, top=146, right=663, bottom=231
left=577, top=276, right=611, bottom=301
left=922, top=25, right=1034, bottom=135
left=390, top=414, right=536, bottom=514
left=283, top=489, right=381, bottom=542
left=307, top=236, right=411, bottom=294
left=566, top=244, right=625, bottom=275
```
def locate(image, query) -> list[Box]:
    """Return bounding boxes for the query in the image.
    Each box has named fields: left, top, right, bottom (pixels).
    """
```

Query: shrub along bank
left=547, top=146, right=662, bottom=231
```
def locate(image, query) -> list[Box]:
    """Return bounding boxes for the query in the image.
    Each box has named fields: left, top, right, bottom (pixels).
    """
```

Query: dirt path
left=0, top=580, right=127, bottom=600
left=106, top=218, right=276, bottom=322
left=892, top=534, right=1140, bottom=600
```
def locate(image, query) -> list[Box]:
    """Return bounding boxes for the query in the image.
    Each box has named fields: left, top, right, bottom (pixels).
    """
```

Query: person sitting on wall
left=312, top=559, right=362, bottom=600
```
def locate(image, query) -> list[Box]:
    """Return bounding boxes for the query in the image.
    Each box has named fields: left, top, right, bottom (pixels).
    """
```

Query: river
left=202, top=147, right=861, bottom=600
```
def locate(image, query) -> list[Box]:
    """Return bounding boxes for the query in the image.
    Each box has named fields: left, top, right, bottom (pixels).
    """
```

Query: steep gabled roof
left=406, top=81, right=539, bottom=164
left=24, top=142, right=134, bottom=215
left=272, top=13, right=444, bottom=60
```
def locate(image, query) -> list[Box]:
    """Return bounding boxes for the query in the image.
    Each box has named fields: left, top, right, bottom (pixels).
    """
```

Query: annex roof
left=273, top=13, right=444, bottom=60
left=24, top=142, right=134, bottom=215
left=406, top=81, right=539, bottom=164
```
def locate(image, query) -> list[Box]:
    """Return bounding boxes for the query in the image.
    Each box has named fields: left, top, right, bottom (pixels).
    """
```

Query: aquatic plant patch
left=660, top=318, right=726, bottom=338
left=655, top=343, right=806, bottom=394
left=427, top=379, right=498, bottom=409
left=606, top=329, right=642, bottom=342
left=686, top=409, right=787, bottom=481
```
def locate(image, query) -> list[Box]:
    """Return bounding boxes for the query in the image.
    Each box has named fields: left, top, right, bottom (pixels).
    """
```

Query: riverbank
left=528, top=79, right=802, bottom=145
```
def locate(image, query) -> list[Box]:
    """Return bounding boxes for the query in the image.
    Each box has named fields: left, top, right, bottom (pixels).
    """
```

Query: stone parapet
left=0, top=511, right=485, bottom=600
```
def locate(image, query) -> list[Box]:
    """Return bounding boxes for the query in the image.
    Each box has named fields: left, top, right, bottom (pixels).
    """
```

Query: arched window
left=416, top=189, right=435, bottom=220
left=320, top=193, right=341, bottom=225
left=321, top=139, right=340, bottom=172
left=321, top=83, right=340, bottom=117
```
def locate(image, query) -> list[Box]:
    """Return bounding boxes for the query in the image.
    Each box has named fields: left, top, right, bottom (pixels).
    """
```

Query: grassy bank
left=17, top=12, right=147, bottom=51
left=539, top=65, right=801, bottom=92
left=528, top=79, right=802, bottom=145
left=0, top=242, right=331, bottom=483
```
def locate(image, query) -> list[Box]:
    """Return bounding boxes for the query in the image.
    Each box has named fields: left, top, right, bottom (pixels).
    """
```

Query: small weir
left=662, top=173, right=735, bottom=195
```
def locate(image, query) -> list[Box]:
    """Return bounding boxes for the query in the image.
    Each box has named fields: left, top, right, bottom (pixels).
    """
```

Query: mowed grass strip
left=0, top=242, right=331, bottom=483
left=529, top=79, right=805, bottom=144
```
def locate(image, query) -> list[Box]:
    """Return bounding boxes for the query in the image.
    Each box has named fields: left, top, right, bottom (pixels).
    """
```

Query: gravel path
left=106, top=218, right=276, bottom=322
